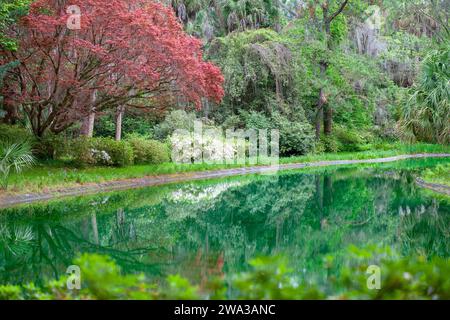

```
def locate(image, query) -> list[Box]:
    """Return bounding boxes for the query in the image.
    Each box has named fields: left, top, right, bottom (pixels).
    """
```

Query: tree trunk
left=80, top=112, right=95, bottom=137
left=324, top=105, right=333, bottom=135
left=91, top=213, right=99, bottom=245
left=315, top=92, right=324, bottom=140
left=323, top=175, right=333, bottom=214
left=80, top=90, right=97, bottom=137
left=315, top=175, right=323, bottom=217
left=316, top=63, right=328, bottom=140
left=115, top=105, right=125, bottom=141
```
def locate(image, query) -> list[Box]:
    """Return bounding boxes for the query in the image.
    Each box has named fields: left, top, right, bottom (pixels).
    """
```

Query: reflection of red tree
left=194, top=249, right=224, bottom=290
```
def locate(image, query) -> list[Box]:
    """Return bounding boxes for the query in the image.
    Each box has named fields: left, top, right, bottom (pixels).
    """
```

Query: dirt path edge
left=1, top=153, right=449, bottom=208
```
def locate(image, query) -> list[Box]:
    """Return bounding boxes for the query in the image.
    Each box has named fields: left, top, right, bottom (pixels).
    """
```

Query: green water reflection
left=0, top=159, right=449, bottom=288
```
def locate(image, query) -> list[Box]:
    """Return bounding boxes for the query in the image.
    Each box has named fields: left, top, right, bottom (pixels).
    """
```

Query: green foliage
left=0, top=61, right=19, bottom=112
left=172, top=0, right=282, bottom=39
left=0, top=0, right=30, bottom=51
left=333, top=126, right=370, bottom=152
left=92, top=138, right=134, bottom=167
left=206, top=29, right=317, bottom=156
left=222, top=0, right=281, bottom=33
left=271, top=111, right=315, bottom=156
left=1, top=245, right=448, bottom=300
left=233, top=256, right=324, bottom=299
left=318, top=134, right=341, bottom=153
left=207, top=29, right=291, bottom=114
left=241, top=110, right=271, bottom=129
left=32, top=133, right=68, bottom=160
left=0, top=140, right=34, bottom=189
left=163, top=275, right=200, bottom=300
left=94, top=114, right=156, bottom=139
left=422, top=163, right=450, bottom=187
left=0, top=123, right=32, bottom=143
left=74, top=253, right=151, bottom=300
left=329, top=12, right=348, bottom=45
left=127, top=134, right=170, bottom=164
left=337, top=245, right=450, bottom=299
left=68, top=137, right=95, bottom=166
left=154, top=110, right=197, bottom=140
left=0, top=285, right=22, bottom=300
left=399, top=45, right=450, bottom=144
left=68, top=137, right=134, bottom=167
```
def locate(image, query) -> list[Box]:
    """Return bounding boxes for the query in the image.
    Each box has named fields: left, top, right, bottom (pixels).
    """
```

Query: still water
left=0, top=159, right=449, bottom=288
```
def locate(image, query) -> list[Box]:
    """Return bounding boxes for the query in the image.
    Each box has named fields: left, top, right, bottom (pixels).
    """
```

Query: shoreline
left=1, top=153, right=449, bottom=208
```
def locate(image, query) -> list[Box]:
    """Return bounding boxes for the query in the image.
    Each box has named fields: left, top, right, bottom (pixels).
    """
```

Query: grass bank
left=2, top=142, right=449, bottom=195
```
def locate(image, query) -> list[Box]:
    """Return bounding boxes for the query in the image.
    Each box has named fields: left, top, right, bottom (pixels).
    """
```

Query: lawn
left=3, top=142, right=449, bottom=195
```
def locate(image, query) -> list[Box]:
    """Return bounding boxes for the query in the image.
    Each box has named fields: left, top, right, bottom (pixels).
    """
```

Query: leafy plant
left=127, top=135, right=170, bottom=164
left=399, top=45, right=450, bottom=144
left=0, top=140, right=35, bottom=189
left=1, top=245, right=449, bottom=300
left=67, top=137, right=134, bottom=167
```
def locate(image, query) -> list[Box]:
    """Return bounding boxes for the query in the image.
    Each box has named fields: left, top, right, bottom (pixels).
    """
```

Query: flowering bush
left=68, top=138, right=133, bottom=167
left=91, top=149, right=113, bottom=166
left=171, top=131, right=236, bottom=164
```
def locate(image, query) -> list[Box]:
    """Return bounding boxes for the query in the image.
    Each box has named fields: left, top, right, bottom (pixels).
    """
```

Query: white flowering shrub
left=171, top=131, right=236, bottom=164
left=91, top=148, right=113, bottom=166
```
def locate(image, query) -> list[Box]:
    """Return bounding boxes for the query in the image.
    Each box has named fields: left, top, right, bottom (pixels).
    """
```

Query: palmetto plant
left=0, top=140, right=35, bottom=190
left=399, top=45, right=450, bottom=144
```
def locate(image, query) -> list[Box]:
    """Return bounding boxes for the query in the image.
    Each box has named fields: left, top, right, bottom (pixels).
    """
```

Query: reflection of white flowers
left=170, top=182, right=242, bottom=203
left=171, top=131, right=236, bottom=164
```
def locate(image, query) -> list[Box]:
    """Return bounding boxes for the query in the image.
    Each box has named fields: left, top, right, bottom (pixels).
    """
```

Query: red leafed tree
left=1, top=0, right=224, bottom=137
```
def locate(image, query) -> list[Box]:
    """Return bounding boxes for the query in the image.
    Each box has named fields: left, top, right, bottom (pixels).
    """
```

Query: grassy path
left=1, top=153, right=449, bottom=208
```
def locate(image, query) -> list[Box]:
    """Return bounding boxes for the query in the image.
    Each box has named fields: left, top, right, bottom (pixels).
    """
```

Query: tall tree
left=0, top=0, right=224, bottom=137
left=0, top=0, right=30, bottom=124
left=318, top=0, right=350, bottom=138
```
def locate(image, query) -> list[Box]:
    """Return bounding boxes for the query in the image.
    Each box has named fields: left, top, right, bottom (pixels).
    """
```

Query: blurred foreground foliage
left=1, top=245, right=448, bottom=300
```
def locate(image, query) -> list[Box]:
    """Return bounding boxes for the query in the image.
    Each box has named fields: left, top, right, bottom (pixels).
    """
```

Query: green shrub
left=1, top=246, right=448, bottom=300
left=68, top=137, right=134, bottom=167
left=69, top=137, right=95, bottom=166
left=0, top=124, right=33, bottom=144
left=74, top=253, right=150, bottom=299
left=33, top=133, right=68, bottom=160
left=221, top=115, right=242, bottom=129
left=319, top=134, right=342, bottom=153
left=92, top=138, right=134, bottom=167
left=0, top=285, right=22, bottom=300
left=153, top=110, right=196, bottom=140
left=334, top=127, right=368, bottom=152
left=127, top=135, right=170, bottom=164
left=272, top=112, right=315, bottom=156
left=241, top=111, right=272, bottom=129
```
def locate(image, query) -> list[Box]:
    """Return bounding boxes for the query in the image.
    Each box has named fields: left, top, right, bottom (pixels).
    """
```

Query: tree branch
left=327, top=0, right=350, bottom=23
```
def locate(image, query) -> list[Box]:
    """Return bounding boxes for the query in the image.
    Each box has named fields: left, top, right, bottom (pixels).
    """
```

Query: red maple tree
left=1, top=0, right=224, bottom=136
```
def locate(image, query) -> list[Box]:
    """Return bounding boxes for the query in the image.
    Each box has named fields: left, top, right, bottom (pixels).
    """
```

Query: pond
left=0, top=159, right=449, bottom=294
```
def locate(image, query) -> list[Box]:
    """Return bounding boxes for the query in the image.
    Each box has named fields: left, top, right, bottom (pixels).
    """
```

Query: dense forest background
left=0, top=0, right=449, bottom=161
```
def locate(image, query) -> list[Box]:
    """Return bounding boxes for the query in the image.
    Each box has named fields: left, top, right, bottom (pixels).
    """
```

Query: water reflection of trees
left=0, top=167, right=448, bottom=286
